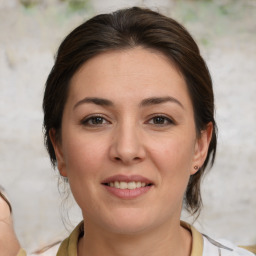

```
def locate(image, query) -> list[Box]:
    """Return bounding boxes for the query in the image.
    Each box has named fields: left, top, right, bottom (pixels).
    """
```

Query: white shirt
left=203, top=235, right=255, bottom=256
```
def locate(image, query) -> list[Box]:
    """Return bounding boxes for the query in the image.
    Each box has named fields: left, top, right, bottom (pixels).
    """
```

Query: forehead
left=68, top=47, right=192, bottom=108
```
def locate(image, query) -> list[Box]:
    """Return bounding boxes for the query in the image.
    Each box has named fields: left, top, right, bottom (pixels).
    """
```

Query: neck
left=78, top=220, right=192, bottom=256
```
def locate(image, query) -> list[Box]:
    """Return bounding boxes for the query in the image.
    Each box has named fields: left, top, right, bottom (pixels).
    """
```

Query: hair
left=43, top=6, right=217, bottom=216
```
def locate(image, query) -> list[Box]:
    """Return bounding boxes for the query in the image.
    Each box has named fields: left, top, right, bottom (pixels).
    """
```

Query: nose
left=109, top=122, right=146, bottom=165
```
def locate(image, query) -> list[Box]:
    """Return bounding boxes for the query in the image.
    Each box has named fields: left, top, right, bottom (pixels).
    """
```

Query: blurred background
left=0, top=0, right=256, bottom=252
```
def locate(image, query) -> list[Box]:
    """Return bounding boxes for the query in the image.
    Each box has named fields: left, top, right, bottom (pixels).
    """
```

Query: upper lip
left=101, top=175, right=154, bottom=185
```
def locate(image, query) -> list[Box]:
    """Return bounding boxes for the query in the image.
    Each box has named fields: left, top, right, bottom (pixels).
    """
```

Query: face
left=51, top=48, right=211, bottom=235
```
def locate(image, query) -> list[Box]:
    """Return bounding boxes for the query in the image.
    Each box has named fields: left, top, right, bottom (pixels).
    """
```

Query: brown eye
left=153, top=116, right=166, bottom=124
left=82, top=116, right=110, bottom=126
left=148, top=115, right=174, bottom=126
left=89, top=117, right=105, bottom=124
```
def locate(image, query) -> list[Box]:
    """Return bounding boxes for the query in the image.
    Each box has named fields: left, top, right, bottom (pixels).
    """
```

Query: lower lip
left=103, top=185, right=152, bottom=199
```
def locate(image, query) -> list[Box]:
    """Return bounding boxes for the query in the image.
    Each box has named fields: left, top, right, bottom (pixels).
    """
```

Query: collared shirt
left=17, top=222, right=255, bottom=256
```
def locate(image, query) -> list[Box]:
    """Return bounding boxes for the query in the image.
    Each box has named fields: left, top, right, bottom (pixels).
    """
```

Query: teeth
left=136, top=181, right=141, bottom=188
left=114, top=181, right=120, bottom=188
left=120, top=182, right=128, bottom=189
left=128, top=181, right=136, bottom=189
left=107, top=181, right=149, bottom=189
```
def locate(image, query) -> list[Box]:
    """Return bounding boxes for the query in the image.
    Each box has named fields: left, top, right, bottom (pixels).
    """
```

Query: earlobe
left=49, top=129, right=68, bottom=177
left=191, top=122, right=213, bottom=175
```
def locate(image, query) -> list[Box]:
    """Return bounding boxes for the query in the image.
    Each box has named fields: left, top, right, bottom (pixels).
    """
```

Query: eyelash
left=81, top=114, right=175, bottom=127
left=81, top=115, right=110, bottom=126
left=146, top=115, right=175, bottom=126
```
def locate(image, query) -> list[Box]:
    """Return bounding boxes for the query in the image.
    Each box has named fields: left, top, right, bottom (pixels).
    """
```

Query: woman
left=15, top=6, right=254, bottom=256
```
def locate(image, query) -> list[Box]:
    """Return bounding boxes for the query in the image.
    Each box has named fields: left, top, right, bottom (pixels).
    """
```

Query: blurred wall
left=0, top=0, right=255, bottom=251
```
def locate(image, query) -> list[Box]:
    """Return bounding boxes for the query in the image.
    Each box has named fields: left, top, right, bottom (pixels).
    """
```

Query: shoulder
left=17, top=221, right=83, bottom=256
left=22, top=242, right=61, bottom=256
left=17, top=248, right=27, bottom=256
left=182, top=221, right=255, bottom=256
left=203, top=234, right=256, bottom=256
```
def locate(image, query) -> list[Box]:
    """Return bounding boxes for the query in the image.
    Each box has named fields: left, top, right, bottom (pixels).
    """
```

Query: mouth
left=101, top=175, right=154, bottom=198
left=103, top=181, right=153, bottom=190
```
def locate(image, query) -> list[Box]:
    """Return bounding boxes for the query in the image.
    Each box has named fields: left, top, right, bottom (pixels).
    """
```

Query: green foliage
left=200, top=38, right=209, bottom=46
left=19, top=0, right=91, bottom=13
left=218, top=5, right=229, bottom=15
left=60, top=0, right=90, bottom=12
left=183, top=8, right=198, bottom=22
left=19, top=0, right=39, bottom=8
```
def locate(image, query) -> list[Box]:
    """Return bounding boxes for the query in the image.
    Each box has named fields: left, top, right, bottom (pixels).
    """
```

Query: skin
left=50, top=47, right=212, bottom=256
left=0, top=195, right=21, bottom=256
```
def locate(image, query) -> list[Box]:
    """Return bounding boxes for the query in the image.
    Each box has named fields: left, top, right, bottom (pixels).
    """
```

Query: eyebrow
left=140, top=96, right=184, bottom=109
left=73, top=96, right=184, bottom=110
left=74, top=97, right=113, bottom=109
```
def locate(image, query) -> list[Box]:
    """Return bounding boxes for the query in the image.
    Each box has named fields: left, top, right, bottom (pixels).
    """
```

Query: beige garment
left=17, top=248, right=26, bottom=256
left=55, top=221, right=203, bottom=256
left=240, top=246, right=256, bottom=254
left=17, top=222, right=255, bottom=256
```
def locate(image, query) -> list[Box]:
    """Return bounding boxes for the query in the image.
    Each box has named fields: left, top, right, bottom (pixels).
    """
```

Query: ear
left=49, top=129, right=68, bottom=177
left=191, top=122, right=213, bottom=175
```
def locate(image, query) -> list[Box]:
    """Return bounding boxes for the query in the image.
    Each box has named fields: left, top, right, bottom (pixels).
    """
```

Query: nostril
left=114, top=156, right=141, bottom=162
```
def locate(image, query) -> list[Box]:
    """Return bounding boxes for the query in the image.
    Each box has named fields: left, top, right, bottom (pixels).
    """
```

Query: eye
left=81, top=115, right=110, bottom=126
left=147, top=115, right=174, bottom=126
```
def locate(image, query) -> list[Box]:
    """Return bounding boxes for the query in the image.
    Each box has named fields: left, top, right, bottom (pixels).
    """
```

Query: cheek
left=149, top=134, right=195, bottom=175
left=61, top=134, right=108, bottom=209
left=145, top=137, right=195, bottom=217
left=62, top=133, right=107, bottom=178
left=148, top=132, right=196, bottom=201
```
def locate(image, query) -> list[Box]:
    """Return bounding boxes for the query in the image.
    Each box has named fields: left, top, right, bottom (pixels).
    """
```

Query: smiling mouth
left=103, top=181, right=153, bottom=190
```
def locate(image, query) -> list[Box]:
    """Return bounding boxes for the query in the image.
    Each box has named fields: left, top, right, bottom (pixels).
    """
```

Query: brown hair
left=43, top=7, right=217, bottom=215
